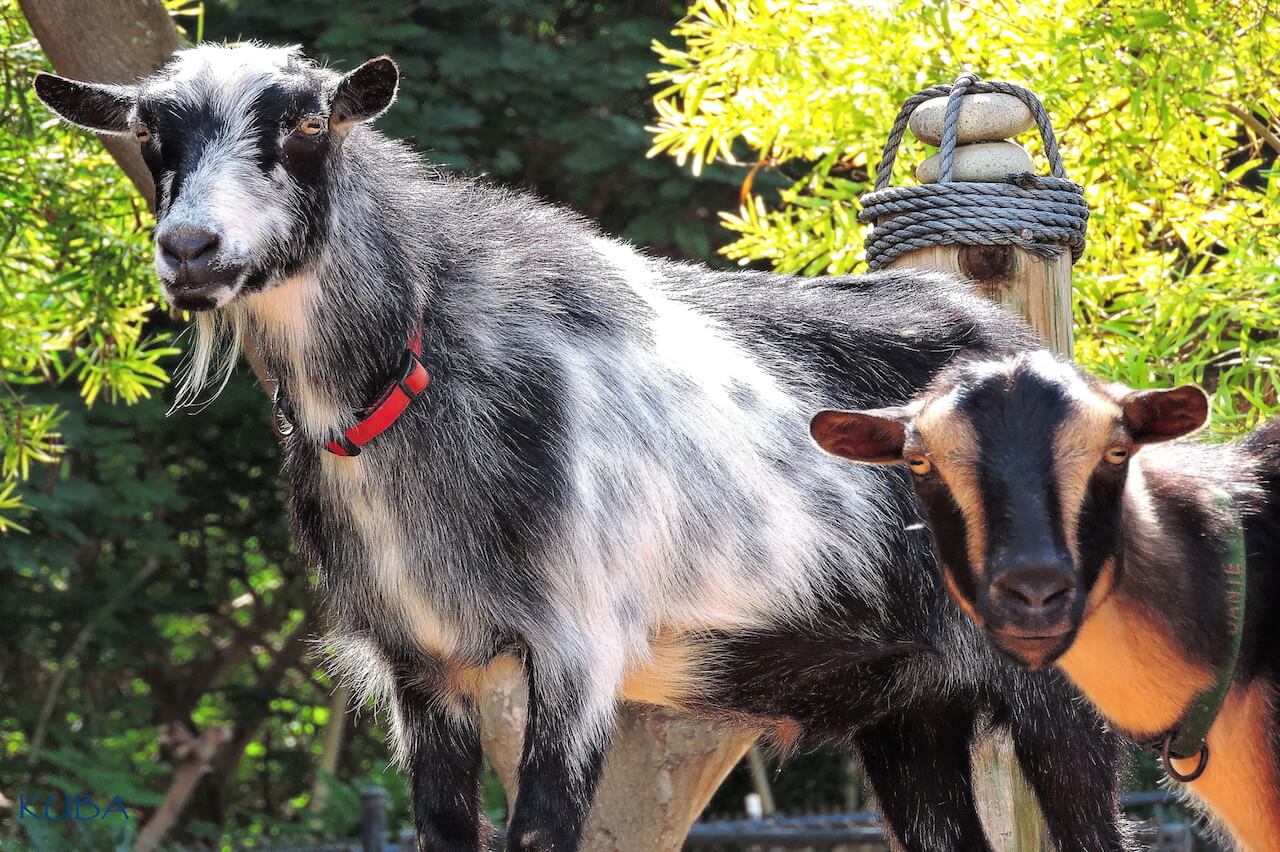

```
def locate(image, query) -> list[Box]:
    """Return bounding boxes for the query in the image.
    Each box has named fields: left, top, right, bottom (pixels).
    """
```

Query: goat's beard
left=169, top=306, right=247, bottom=414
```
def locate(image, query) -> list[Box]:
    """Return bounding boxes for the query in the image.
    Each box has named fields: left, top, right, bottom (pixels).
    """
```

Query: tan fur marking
left=324, top=460, right=464, bottom=660
left=915, top=396, right=987, bottom=576
left=448, top=654, right=521, bottom=701
left=942, top=568, right=984, bottom=626
left=1081, top=558, right=1117, bottom=619
left=1052, top=393, right=1125, bottom=563
left=1175, top=682, right=1280, bottom=851
left=619, top=633, right=701, bottom=708
left=244, top=274, right=345, bottom=434
left=1057, top=595, right=1212, bottom=735
left=771, top=718, right=802, bottom=751
left=244, top=273, right=311, bottom=333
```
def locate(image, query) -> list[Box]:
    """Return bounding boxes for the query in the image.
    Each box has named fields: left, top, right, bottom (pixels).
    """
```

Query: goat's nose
left=159, top=226, right=220, bottom=264
left=990, top=565, right=1075, bottom=624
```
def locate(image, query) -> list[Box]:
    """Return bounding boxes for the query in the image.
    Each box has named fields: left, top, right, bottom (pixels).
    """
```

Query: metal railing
left=267, top=787, right=1223, bottom=852
left=685, top=793, right=1223, bottom=852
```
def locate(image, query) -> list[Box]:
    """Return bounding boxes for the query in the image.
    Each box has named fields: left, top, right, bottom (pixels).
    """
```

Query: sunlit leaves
left=1, top=5, right=169, bottom=527
left=0, top=399, right=64, bottom=481
left=652, top=0, right=1280, bottom=433
left=0, top=481, right=27, bottom=533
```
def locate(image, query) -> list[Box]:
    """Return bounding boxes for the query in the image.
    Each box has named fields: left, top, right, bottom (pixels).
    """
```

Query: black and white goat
left=813, top=351, right=1280, bottom=850
left=36, top=46, right=1132, bottom=852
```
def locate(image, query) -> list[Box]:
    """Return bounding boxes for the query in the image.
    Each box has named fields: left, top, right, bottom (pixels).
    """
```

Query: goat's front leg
left=855, top=700, right=995, bottom=852
left=394, top=670, right=488, bottom=852
left=1004, top=671, right=1133, bottom=851
left=505, top=651, right=616, bottom=852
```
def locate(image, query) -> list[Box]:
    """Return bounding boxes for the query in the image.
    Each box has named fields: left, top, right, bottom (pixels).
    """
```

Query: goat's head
left=34, top=44, right=398, bottom=311
left=811, top=351, right=1209, bottom=668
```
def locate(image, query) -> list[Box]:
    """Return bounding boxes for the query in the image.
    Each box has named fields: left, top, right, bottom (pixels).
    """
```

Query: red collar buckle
left=324, top=323, right=429, bottom=457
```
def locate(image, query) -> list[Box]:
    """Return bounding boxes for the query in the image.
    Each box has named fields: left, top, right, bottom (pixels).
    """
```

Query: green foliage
left=1, top=374, right=401, bottom=847
left=0, top=4, right=179, bottom=531
left=651, top=0, right=1280, bottom=433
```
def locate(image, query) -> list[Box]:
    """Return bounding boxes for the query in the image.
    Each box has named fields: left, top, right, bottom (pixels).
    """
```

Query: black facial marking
left=1076, top=461, right=1128, bottom=592
left=965, top=371, right=1073, bottom=576
left=249, top=82, right=325, bottom=173
left=916, top=480, right=980, bottom=606
left=135, top=97, right=234, bottom=212
left=251, top=82, right=331, bottom=283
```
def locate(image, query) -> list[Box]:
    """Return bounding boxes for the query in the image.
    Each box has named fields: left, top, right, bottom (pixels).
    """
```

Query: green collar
left=1159, top=487, right=1247, bottom=783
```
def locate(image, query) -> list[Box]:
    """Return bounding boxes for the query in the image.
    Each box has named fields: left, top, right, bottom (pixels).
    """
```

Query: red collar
left=324, top=321, right=429, bottom=456
left=272, top=319, right=429, bottom=457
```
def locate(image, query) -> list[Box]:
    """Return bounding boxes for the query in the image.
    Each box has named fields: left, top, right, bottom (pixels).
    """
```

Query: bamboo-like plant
left=649, top=0, right=1280, bottom=434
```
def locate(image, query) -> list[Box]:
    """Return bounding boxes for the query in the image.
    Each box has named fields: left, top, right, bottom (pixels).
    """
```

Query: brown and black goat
left=811, top=350, right=1280, bottom=851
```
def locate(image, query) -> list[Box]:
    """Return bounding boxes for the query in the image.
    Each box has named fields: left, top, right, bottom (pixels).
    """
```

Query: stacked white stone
left=908, top=93, right=1036, bottom=184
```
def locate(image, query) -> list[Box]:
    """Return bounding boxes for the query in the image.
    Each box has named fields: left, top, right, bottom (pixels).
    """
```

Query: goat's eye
left=906, top=454, right=932, bottom=475
left=1104, top=446, right=1130, bottom=464
left=134, top=124, right=152, bottom=143
left=297, top=115, right=325, bottom=136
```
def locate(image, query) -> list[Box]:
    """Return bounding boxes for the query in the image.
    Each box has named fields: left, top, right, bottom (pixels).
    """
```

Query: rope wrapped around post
left=858, top=73, right=1088, bottom=270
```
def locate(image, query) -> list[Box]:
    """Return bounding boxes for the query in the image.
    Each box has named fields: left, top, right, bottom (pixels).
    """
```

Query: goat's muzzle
left=981, top=559, right=1080, bottom=668
left=156, top=224, right=245, bottom=310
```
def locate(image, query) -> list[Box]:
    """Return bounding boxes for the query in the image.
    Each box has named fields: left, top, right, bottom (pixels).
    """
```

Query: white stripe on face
left=148, top=63, right=318, bottom=295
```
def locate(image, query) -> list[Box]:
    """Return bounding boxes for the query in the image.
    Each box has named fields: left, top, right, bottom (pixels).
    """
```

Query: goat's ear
left=33, top=72, right=136, bottom=135
left=1121, top=385, right=1209, bottom=444
left=810, top=407, right=910, bottom=464
left=329, top=56, right=398, bottom=134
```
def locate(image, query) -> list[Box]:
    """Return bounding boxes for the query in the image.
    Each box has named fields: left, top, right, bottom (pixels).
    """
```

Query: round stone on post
left=915, top=141, right=1035, bottom=184
left=908, top=92, right=1035, bottom=146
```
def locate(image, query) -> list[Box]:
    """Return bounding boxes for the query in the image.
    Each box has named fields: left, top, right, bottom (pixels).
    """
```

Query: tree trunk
left=135, top=722, right=232, bottom=852
left=19, top=0, right=180, bottom=208
left=310, top=684, right=353, bottom=821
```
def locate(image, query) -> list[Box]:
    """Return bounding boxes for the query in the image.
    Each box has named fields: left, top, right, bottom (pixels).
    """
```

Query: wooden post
left=886, top=241, right=1071, bottom=852
left=888, top=245, right=1072, bottom=353
left=873, top=80, right=1079, bottom=851
left=745, top=745, right=778, bottom=815
left=135, top=723, right=232, bottom=852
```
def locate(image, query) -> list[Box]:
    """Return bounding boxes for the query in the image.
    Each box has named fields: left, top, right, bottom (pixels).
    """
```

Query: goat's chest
left=1057, top=595, right=1213, bottom=736
left=315, top=455, right=476, bottom=663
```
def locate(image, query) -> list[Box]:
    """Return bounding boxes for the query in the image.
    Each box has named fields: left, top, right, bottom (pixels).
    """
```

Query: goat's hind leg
left=504, top=649, right=617, bottom=852
left=394, top=667, right=488, bottom=852
left=854, top=701, right=995, bottom=852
